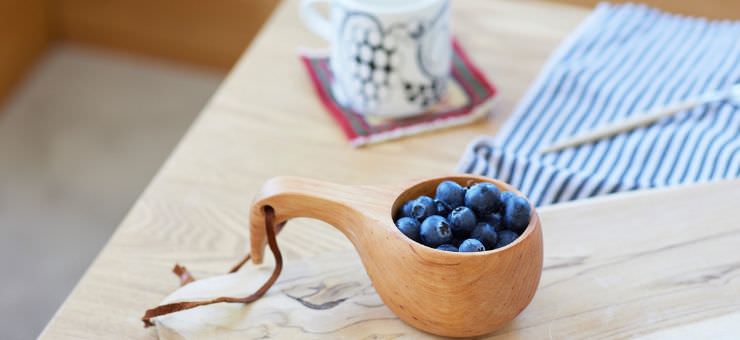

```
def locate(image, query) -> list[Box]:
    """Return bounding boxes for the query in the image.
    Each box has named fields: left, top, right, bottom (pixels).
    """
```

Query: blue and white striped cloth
left=457, top=3, right=740, bottom=206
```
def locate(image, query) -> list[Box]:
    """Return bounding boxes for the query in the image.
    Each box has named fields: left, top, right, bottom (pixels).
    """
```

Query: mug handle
left=300, top=0, right=333, bottom=41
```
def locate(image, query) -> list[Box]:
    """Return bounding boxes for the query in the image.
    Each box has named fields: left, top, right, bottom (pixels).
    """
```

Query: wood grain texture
left=54, top=0, right=279, bottom=70
left=40, top=0, right=589, bottom=338
left=246, top=175, right=542, bottom=337
left=550, top=0, right=740, bottom=19
left=0, top=0, right=51, bottom=105
left=156, top=179, right=740, bottom=339
left=47, top=0, right=740, bottom=338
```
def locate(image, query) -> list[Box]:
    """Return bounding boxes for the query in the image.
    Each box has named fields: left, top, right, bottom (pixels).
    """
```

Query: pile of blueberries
left=395, top=181, right=532, bottom=252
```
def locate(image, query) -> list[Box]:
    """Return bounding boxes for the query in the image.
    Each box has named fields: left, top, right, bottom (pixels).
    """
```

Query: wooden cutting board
left=153, top=179, right=740, bottom=339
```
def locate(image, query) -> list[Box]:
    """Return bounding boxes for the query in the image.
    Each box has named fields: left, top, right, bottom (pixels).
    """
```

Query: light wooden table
left=39, top=0, right=740, bottom=338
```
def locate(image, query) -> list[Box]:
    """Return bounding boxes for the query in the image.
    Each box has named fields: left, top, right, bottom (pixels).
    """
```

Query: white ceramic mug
left=301, top=0, right=451, bottom=117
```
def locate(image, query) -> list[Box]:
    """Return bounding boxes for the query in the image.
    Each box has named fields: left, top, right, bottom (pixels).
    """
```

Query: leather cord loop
left=142, top=206, right=284, bottom=327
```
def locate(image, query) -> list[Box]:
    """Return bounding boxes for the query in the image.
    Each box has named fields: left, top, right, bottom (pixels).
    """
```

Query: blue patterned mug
left=301, top=0, right=451, bottom=117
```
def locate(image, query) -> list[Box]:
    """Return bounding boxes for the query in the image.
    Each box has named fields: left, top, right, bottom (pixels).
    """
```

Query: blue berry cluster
left=395, top=181, right=532, bottom=253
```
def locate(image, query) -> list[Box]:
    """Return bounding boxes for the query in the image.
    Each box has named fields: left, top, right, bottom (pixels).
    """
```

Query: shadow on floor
left=0, top=43, right=222, bottom=339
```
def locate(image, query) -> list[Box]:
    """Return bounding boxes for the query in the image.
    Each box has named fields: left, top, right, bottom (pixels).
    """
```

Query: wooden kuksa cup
left=249, top=175, right=543, bottom=337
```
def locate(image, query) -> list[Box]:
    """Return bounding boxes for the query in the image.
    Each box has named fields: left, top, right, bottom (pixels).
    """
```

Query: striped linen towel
left=457, top=3, right=740, bottom=206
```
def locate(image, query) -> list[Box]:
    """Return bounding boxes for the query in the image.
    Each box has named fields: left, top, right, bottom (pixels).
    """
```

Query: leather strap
left=141, top=206, right=284, bottom=327
left=172, top=264, right=195, bottom=286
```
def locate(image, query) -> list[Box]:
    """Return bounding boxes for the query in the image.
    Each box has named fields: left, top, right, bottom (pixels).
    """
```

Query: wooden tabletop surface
left=151, top=180, right=740, bottom=339
left=39, top=0, right=739, bottom=338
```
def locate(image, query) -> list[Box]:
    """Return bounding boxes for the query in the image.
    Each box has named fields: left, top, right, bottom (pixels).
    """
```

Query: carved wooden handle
left=249, top=176, right=369, bottom=264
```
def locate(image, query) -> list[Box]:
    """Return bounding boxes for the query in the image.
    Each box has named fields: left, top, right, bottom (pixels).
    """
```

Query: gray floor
left=0, top=44, right=222, bottom=339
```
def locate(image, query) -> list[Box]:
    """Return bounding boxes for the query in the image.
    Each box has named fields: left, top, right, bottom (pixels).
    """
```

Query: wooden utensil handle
left=248, top=177, right=364, bottom=264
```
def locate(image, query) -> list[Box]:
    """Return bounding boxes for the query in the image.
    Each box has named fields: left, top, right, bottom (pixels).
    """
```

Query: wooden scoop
left=249, top=175, right=543, bottom=337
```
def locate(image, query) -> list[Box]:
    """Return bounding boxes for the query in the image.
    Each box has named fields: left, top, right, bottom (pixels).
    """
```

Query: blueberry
left=458, top=238, right=486, bottom=252
left=495, top=230, right=519, bottom=248
left=447, top=206, right=477, bottom=238
left=395, top=217, right=420, bottom=241
left=500, top=191, right=516, bottom=206
left=434, top=199, right=452, bottom=216
left=410, top=196, right=435, bottom=221
left=471, top=222, right=498, bottom=249
left=400, top=200, right=414, bottom=218
left=480, top=212, right=503, bottom=231
left=504, top=196, right=531, bottom=233
left=464, top=183, right=501, bottom=216
left=436, top=244, right=458, bottom=252
left=419, top=215, right=453, bottom=247
left=435, top=180, right=465, bottom=208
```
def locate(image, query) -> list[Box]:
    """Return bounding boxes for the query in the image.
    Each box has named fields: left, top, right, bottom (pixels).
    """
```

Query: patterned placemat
left=301, top=39, right=497, bottom=147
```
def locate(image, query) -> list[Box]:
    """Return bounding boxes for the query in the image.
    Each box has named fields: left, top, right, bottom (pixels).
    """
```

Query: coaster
left=301, top=39, right=497, bottom=147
